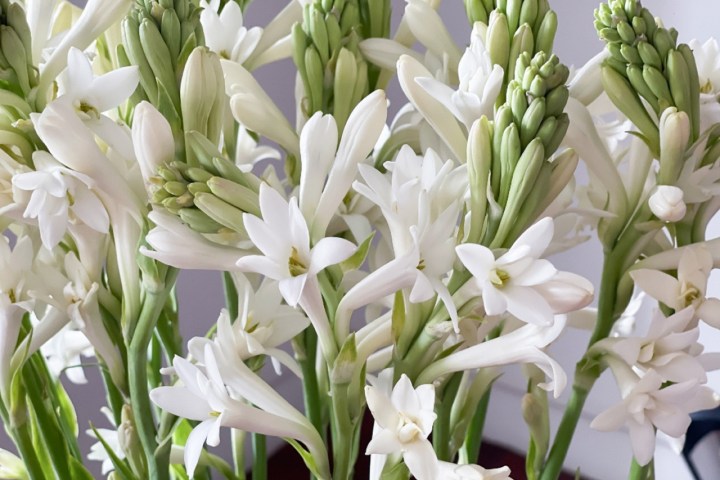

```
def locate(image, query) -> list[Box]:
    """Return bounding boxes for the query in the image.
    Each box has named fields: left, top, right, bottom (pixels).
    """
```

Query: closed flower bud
left=658, top=107, right=690, bottom=184
left=649, top=185, right=686, bottom=222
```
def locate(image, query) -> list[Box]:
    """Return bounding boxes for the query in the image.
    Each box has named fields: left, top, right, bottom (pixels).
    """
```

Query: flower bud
left=181, top=47, right=226, bottom=146
left=649, top=185, right=686, bottom=222
left=658, top=107, right=690, bottom=184
left=132, top=102, right=175, bottom=194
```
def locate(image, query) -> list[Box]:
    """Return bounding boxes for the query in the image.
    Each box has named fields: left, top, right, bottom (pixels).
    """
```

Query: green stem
left=300, top=330, right=324, bottom=438
left=252, top=433, right=267, bottom=480
left=232, top=430, right=247, bottom=480
left=11, top=422, right=47, bottom=480
left=628, top=458, right=651, bottom=480
left=434, top=373, right=462, bottom=461
left=330, top=382, right=355, bottom=480
left=539, top=386, right=589, bottom=480
left=128, top=270, right=177, bottom=480
left=459, top=387, right=492, bottom=464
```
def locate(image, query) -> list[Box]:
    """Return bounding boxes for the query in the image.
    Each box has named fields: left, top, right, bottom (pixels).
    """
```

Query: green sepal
left=340, top=232, right=375, bottom=272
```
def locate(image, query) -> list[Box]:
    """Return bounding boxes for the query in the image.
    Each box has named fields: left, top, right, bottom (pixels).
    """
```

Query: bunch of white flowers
left=1, top=0, right=720, bottom=480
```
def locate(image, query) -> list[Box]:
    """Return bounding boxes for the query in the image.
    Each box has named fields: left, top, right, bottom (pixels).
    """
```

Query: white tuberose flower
left=416, top=23, right=504, bottom=129
left=60, top=47, right=139, bottom=119
left=437, top=461, right=513, bottom=480
left=237, top=184, right=356, bottom=307
left=456, top=218, right=593, bottom=326
left=648, top=185, right=686, bottom=223
left=591, top=365, right=718, bottom=466
left=200, top=0, right=262, bottom=64
left=365, top=374, right=438, bottom=480
left=12, top=151, right=109, bottom=249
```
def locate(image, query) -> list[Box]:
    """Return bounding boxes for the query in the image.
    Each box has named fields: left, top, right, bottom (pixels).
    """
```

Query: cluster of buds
left=292, top=0, right=377, bottom=132
left=120, top=0, right=204, bottom=132
left=475, top=0, right=559, bottom=101
left=595, top=0, right=700, bottom=147
left=468, top=50, right=574, bottom=248
left=151, top=133, right=261, bottom=236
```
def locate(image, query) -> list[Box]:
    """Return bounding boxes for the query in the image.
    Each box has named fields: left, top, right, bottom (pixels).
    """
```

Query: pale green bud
left=207, top=176, right=260, bottom=216
left=658, top=108, right=690, bottom=185
left=181, top=47, right=226, bottom=146
left=486, top=12, right=510, bottom=74
left=193, top=192, right=247, bottom=234
left=467, top=117, right=492, bottom=243
left=535, top=10, right=557, bottom=55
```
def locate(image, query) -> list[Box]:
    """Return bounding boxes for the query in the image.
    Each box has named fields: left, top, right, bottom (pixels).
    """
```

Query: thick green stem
left=128, top=270, right=177, bottom=480
left=11, top=422, right=47, bottom=480
left=252, top=433, right=267, bottom=480
left=330, top=382, right=356, bottom=480
left=434, top=374, right=462, bottom=461
left=539, top=386, right=589, bottom=480
left=459, top=387, right=492, bottom=464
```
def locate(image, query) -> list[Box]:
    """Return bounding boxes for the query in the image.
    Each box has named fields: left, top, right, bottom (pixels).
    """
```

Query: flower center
left=209, top=411, right=221, bottom=418
left=8, top=289, right=16, bottom=304
left=397, top=414, right=423, bottom=443
left=417, top=258, right=426, bottom=271
left=701, top=79, right=714, bottom=94
left=288, top=247, right=308, bottom=277
left=489, top=268, right=510, bottom=288
left=78, top=101, right=99, bottom=118
left=681, top=284, right=701, bottom=308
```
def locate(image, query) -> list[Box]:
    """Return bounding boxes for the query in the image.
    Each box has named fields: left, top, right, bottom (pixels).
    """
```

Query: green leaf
left=285, top=438, right=324, bottom=480
left=340, top=232, right=375, bottom=272
left=69, top=456, right=100, bottom=480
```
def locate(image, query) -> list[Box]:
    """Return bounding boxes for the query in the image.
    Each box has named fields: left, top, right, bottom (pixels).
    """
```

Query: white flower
left=416, top=24, right=504, bottom=129
left=365, top=374, right=438, bottom=480
left=141, top=210, right=245, bottom=270
left=591, top=365, right=718, bottom=466
left=0, top=236, right=36, bottom=396
left=38, top=0, right=134, bottom=102
left=59, top=47, right=139, bottom=120
left=630, top=246, right=720, bottom=328
left=437, top=461, right=513, bottom=480
left=300, top=91, right=388, bottom=240
left=649, top=185, right=686, bottom=223
left=403, top=0, right=461, bottom=70
left=12, top=151, right=109, bottom=249
left=597, top=307, right=710, bottom=384
left=86, top=408, right=125, bottom=475
left=188, top=275, right=309, bottom=376
left=456, top=218, right=593, bottom=326
left=419, top=316, right=568, bottom=398
left=234, top=125, right=281, bottom=171
left=237, top=184, right=356, bottom=307
left=397, top=55, right=468, bottom=162
left=41, top=323, right=94, bottom=384
left=200, top=0, right=262, bottom=64
left=151, top=345, right=329, bottom=478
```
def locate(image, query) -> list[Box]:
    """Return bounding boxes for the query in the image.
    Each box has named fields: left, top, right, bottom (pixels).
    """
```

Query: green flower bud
left=520, top=97, right=546, bottom=147
left=535, top=10, right=557, bottom=55
left=178, top=207, right=225, bottom=233
left=193, top=192, right=247, bottom=234
left=467, top=117, right=492, bottom=243
left=486, top=12, right=510, bottom=73
left=180, top=47, right=225, bottom=146
left=207, top=176, right=261, bottom=217
left=642, top=64, right=672, bottom=104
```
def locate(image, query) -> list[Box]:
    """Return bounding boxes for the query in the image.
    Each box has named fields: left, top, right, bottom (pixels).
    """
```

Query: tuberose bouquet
left=1, top=0, right=719, bottom=479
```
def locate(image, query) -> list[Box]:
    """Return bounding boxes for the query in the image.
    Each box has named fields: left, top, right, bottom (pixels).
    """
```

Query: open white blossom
left=456, top=218, right=593, bottom=326
left=237, top=184, right=356, bottom=307
left=12, top=151, right=109, bottom=249
left=416, top=23, right=504, bottom=129
left=200, top=0, right=261, bottom=64
left=59, top=47, right=139, bottom=120
left=365, top=374, right=438, bottom=480
left=188, top=276, right=309, bottom=377
left=630, top=247, right=720, bottom=328
left=591, top=364, right=718, bottom=466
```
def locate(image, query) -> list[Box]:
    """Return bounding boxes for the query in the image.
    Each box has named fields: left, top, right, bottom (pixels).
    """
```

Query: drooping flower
left=365, top=374, right=438, bottom=480
left=151, top=345, right=329, bottom=478
left=456, top=218, right=593, bottom=326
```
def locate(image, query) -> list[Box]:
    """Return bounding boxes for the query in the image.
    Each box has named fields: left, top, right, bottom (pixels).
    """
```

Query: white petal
left=365, top=385, right=399, bottom=431
left=150, top=387, right=211, bottom=421
left=235, top=255, right=286, bottom=280
left=184, top=420, right=214, bottom=477
left=309, top=237, right=357, bottom=274
left=629, top=269, right=679, bottom=309
left=504, top=286, right=555, bottom=326
left=279, top=274, right=308, bottom=307
left=402, top=439, right=439, bottom=480
left=455, top=244, right=494, bottom=280
left=628, top=421, right=656, bottom=466
left=92, top=66, right=140, bottom=112
left=365, top=428, right=402, bottom=455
